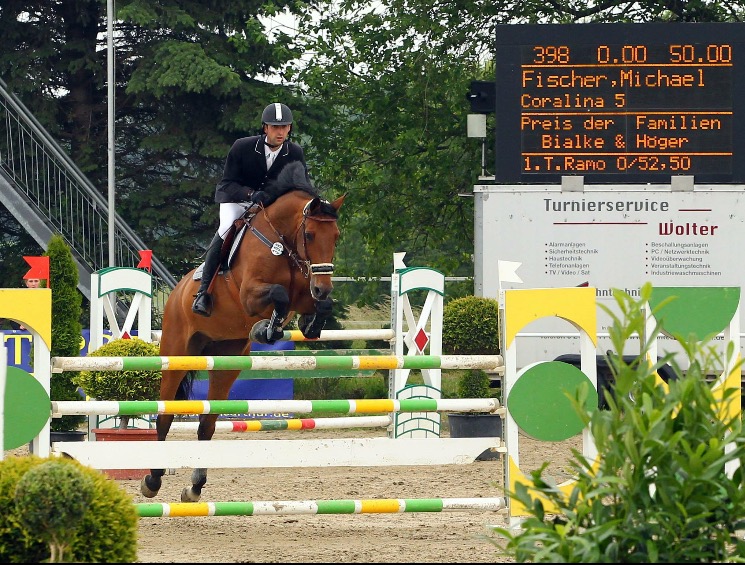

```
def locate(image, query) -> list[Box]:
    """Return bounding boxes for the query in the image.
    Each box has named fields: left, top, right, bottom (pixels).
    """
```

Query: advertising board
left=474, top=181, right=744, bottom=370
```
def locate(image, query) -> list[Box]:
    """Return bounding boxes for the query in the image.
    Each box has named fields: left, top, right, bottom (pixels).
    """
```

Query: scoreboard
left=494, top=23, right=745, bottom=183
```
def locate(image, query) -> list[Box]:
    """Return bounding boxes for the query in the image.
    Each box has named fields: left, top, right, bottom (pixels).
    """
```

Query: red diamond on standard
left=414, top=329, right=429, bottom=352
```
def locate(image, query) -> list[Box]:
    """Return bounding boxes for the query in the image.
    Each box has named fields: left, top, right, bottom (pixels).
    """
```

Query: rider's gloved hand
left=249, top=191, right=275, bottom=207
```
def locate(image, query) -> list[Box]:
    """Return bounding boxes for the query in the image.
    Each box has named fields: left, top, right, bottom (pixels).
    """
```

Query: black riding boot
left=192, top=233, right=224, bottom=317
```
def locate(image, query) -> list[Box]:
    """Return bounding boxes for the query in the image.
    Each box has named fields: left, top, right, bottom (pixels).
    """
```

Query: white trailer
left=474, top=176, right=744, bottom=373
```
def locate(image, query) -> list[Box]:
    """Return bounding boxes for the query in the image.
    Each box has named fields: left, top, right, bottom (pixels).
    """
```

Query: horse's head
left=258, top=163, right=346, bottom=302
left=299, top=193, right=345, bottom=301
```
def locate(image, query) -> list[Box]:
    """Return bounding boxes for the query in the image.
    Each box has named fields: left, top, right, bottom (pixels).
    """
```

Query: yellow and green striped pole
left=52, top=397, right=500, bottom=417
left=51, top=354, right=502, bottom=373
left=136, top=497, right=506, bottom=517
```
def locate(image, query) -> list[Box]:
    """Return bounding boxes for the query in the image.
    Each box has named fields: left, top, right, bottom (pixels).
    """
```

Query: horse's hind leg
left=141, top=368, right=187, bottom=498
left=179, top=412, right=217, bottom=502
left=180, top=369, right=239, bottom=503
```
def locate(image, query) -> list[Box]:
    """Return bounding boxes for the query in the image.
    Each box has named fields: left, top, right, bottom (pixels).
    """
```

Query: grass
left=292, top=370, right=463, bottom=400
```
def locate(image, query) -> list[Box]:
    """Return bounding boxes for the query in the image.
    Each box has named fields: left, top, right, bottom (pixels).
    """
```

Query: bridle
left=246, top=199, right=336, bottom=281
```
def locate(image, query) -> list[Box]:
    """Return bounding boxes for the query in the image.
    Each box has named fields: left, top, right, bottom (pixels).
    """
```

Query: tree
left=1, top=1, right=741, bottom=308
left=0, top=0, right=320, bottom=280
left=46, top=234, right=87, bottom=433
left=293, top=0, right=741, bottom=305
left=14, top=461, right=94, bottom=563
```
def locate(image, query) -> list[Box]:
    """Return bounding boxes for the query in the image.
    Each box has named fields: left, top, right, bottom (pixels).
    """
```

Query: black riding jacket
left=214, top=135, right=308, bottom=203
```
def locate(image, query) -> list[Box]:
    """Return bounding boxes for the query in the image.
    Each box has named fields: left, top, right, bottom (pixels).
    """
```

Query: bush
left=15, top=461, right=94, bottom=562
left=442, top=296, right=500, bottom=355
left=457, top=369, right=491, bottom=398
left=492, top=283, right=745, bottom=562
left=73, top=338, right=161, bottom=402
left=443, top=296, right=500, bottom=400
left=73, top=337, right=161, bottom=429
left=46, top=234, right=86, bottom=432
left=0, top=455, right=138, bottom=562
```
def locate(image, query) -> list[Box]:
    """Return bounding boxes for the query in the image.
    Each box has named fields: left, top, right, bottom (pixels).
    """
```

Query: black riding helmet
left=262, top=103, right=293, bottom=126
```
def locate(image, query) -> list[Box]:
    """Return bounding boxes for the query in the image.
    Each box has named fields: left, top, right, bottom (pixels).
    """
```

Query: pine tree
left=46, top=234, right=86, bottom=432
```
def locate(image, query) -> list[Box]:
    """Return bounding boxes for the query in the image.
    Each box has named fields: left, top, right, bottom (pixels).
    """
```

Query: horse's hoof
left=249, top=320, right=270, bottom=344
left=141, top=474, right=161, bottom=498
left=181, top=487, right=201, bottom=503
left=268, top=327, right=284, bottom=343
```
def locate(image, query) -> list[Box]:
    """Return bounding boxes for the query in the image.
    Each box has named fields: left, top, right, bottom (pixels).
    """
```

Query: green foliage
left=492, top=283, right=745, bottom=562
left=2, top=1, right=743, bottom=306
left=456, top=369, right=491, bottom=399
left=73, top=338, right=161, bottom=401
left=442, top=296, right=500, bottom=401
left=0, top=1, right=311, bottom=281
left=294, top=375, right=388, bottom=400
left=14, top=461, right=94, bottom=563
left=442, top=295, right=500, bottom=355
left=46, top=234, right=86, bottom=432
left=0, top=455, right=138, bottom=563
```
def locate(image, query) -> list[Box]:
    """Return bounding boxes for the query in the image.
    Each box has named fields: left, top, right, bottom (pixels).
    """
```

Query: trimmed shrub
left=73, top=338, right=161, bottom=402
left=73, top=337, right=161, bottom=429
left=442, top=296, right=500, bottom=355
left=46, top=234, right=86, bottom=432
left=14, top=461, right=94, bottom=562
left=457, top=368, right=491, bottom=399
left=0, top=455, right=138, bottom=563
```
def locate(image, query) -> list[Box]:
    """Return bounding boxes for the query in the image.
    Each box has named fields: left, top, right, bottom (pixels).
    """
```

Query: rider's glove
left=249, top=191, right=274, bottom=207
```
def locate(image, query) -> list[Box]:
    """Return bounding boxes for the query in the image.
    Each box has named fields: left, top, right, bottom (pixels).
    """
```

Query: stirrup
left=192, top=291, right=213, bottom=317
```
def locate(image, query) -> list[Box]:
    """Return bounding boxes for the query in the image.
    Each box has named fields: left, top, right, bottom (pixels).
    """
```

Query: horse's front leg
left=249, top=284, right=290, bottom=344
left=298, top=298, right=333, bottom=339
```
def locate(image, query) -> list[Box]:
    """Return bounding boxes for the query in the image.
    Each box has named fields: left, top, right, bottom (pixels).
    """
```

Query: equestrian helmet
left=262, top=103, right=293, bottom=126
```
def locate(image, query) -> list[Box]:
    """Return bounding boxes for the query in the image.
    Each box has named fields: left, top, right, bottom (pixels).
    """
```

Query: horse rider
left=192, top=102, right=311, bottom=317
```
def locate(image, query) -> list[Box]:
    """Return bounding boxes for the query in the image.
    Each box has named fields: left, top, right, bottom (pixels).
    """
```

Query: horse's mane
left=263, top=162, right=338, bottom=218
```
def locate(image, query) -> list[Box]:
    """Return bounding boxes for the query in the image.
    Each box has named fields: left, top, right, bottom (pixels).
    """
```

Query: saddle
left=192, top=210, right=256, bottom=282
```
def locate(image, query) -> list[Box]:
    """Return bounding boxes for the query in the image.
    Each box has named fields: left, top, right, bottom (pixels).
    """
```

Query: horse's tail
left=175, top=371, right=196, bottom=401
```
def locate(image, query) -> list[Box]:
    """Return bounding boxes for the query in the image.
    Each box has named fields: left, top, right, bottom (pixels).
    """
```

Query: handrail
left=0, top=77, right=177, bottom=323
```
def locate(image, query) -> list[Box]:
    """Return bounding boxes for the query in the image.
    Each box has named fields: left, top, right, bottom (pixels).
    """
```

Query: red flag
left=137, top=250, right=153, bottom=272
left=24, top=256, right=50, bottom=286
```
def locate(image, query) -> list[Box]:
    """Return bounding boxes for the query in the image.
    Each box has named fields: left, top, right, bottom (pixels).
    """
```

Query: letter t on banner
left=23, top=256, right=50, bottom=288
left=137, top=250, right=153, bottom=273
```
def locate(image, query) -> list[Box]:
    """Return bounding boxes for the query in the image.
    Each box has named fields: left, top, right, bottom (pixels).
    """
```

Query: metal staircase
left=0, top=78, right=177, bottom=324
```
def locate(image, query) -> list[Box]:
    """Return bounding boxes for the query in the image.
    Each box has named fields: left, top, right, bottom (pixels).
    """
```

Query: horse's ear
left=331, top=193, right=347, bottom=211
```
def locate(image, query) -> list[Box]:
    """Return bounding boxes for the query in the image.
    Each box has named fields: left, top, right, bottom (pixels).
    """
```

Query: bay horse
left=141, top=162, right=345, bottom=501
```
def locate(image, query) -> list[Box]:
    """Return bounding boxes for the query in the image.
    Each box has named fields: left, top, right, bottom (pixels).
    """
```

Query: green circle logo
left=3, top=367, right=50, bottom=450
left=508, top=361, right=597, bottom=442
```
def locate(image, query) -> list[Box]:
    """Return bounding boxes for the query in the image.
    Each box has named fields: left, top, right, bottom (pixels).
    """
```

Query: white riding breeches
left=218, top=202, right=252, bottom=238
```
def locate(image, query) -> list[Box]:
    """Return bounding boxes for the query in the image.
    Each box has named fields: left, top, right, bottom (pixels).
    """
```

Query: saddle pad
left=192, top=225, right=248, bottom=281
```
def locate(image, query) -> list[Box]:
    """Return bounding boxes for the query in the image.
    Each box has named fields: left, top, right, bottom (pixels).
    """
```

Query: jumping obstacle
left=136, top=497, right=507, bottom=517
left=51, top=397, right=500, bottom=417
left=50, top=395, right=505, bottom=468
left=49, top=436, right=504, bottom=469
left=51, top=354, right=502, bottom=373
left=169, top=415, right=392, bottom=433
left=151, top=328, right=396, bottom=343
left=89, top=255, right=449, bottom=439
left=52, top=355, right=502, bottom=373
left=4, top=254, right=507, bottom=520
